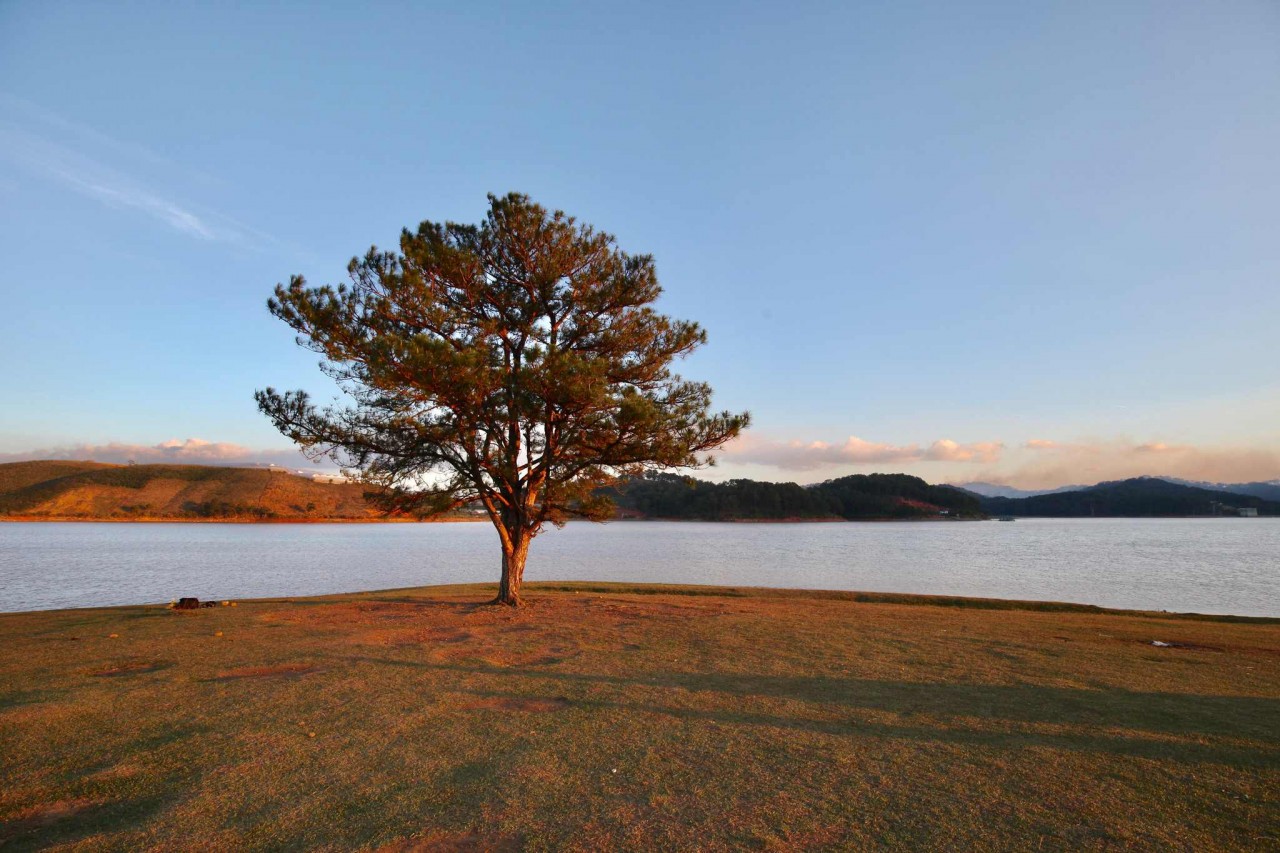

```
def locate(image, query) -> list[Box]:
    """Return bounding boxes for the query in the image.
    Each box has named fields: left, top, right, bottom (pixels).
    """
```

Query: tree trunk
left=492, top=528, right=530, bottom=606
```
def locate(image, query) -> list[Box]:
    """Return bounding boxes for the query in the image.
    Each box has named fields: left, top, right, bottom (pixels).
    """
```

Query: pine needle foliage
left=256, top=193, right=748, bottom=604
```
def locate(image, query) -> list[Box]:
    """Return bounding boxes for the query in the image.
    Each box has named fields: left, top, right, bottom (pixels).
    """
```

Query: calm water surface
left=2, top=518, right=1277, bottom=616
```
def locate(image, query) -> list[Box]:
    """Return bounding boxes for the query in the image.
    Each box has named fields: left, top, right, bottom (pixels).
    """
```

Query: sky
left=1, top=1, right=1278, bottom=489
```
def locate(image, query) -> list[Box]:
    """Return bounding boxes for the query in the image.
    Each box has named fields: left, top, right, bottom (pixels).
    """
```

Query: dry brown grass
left=0, top=462, right=118, bottom=494
left=1, top=583, right=1277, bottom=851
left=0, top=461, right=379, bottom=520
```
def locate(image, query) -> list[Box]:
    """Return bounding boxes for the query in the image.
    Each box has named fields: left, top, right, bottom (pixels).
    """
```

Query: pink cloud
left=924, top=439, right=1004, bottom=463
left=723, top=433, right=1003, bottom=471
left=982, top=439, right=1280, bottom=488
left=0, top=438, right=316, bottom=469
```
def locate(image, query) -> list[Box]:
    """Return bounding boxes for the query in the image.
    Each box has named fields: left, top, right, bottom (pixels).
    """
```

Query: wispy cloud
left=0, top=94, right=289, bottom=248
left=43, top=161, right=217, bottom=239
left=722, top=433, right=1004, bottom=471
left=0, top=438, right=317, bottom=469
left=0, top=94, right=222, bottom=185
left=0, top=119, right=226, bottom=240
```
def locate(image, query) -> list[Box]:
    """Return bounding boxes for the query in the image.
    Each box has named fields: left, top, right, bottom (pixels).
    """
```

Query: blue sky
left=2, top=1, right=1277, bottom=487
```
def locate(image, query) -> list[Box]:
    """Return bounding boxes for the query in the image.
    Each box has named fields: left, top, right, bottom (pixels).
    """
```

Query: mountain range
left=978, top=477, right=1280, bottom=517
left=1165, top=478, right=1280, bottom=502
left=949, top=481, right=1086, bottom=499
left=953, top=478, right=1280, bottom=502
left=3, top=460, right=1276, bottom=521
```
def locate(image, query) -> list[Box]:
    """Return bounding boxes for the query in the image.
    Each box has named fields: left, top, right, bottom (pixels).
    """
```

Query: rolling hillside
left=0, top=460, right=118, bottom=494
left=980, top=477, right=1280, bottom=517
left=1171, top=478, right=1280, bottom=502
left=0, top=463, right=986, bottom=522
left=0, top=461, right=384, bottom=520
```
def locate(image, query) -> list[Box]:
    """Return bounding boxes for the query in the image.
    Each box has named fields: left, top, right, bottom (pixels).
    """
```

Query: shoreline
left=4, top=581, right=1276, bottom=623
left=0, top=515, right=488, bottom=524
left=5, top=514, right=1270, bottom=524
left=0, top=514, right=955, bottom=524
left=0, top=515, right=968, bottom=525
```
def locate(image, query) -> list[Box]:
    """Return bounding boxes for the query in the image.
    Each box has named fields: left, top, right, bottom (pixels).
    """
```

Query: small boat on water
left=997, top=516, right=1016, bottom=522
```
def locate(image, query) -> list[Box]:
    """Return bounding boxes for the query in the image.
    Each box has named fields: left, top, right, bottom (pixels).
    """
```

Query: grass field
left=2, top=584, right=1277, bottom=851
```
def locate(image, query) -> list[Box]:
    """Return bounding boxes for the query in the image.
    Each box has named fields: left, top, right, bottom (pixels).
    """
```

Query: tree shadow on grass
left=482, top=687, right=1280, bottom=767
left=332, top=654, right=1280, bottom=767
left=3, top=714, right=219, bottom=850
left=0, top=786, right=184, bottom=852
left=359, top=596, right=496, bottom=614
left=270, top=595, right=495, bottom=614
left=0, top=688, right=64, bottom=712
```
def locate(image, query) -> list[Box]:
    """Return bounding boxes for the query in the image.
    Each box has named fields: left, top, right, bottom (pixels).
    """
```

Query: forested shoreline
left=606, top=473, right=984, bottom=521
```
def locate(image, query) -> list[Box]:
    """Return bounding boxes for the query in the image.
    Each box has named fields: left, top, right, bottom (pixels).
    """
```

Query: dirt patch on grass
left=1143, top=640, right=1225, bottom=652
left=413, top=629, right=478, bottom=646
left=0, top=798, right=102, bottom=843
left=376, top=830, right=521, bottom=852
left=259, top=600, right=475, bottom=628
left=89, top=661, right=170, bottom=677
left=87, top=763, right=143, bottom=781
left=595, top=599, right=726, bottom=619
left=213, top=663, right=322, bottom=680
left=463, top=696, right=571, bottom=713
left=517, top=653, right=569, bottom=666
left=349, top=627, right=478, bottom=648
left=350, top=628, right=420, bottom=647
left=1135, top=637, right=1280, bottom=657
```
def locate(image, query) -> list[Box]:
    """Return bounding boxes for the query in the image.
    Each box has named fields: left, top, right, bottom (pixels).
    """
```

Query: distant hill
left=1225, top=481, right=1280, bottom=502
left=980, top=477, right=1280, bottom=517
left=610, top=473, right=985, bottom=520
left=949, top=481, right=1086, bottom=499
left=0, top=460, right=119, bottom=494
left=0, top=461, right=384, bottom=520
left=1167, top=478, right=1280, bottom=503
left=958, top=477, right=1280, bottom=503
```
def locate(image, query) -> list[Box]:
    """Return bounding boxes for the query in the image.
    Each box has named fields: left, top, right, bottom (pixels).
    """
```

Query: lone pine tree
left=256, top=193, right=748, bottom=605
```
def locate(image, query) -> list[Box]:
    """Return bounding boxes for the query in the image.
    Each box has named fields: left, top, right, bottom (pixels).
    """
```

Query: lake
left=2, top=518, right=1277, bottom=616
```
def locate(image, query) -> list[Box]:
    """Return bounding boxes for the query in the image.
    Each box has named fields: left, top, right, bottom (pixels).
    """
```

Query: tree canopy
left=256, top=193, right=748, bottom=604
